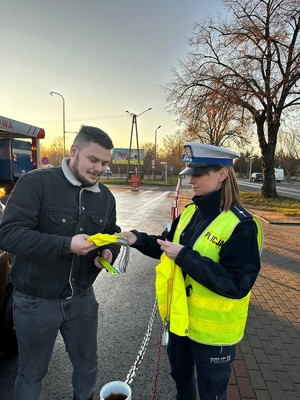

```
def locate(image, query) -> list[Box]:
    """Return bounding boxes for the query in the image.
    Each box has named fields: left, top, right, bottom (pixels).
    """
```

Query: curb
left=248, top=210, right=300, bottom=226
left=252, top=214, right=300, bottom=225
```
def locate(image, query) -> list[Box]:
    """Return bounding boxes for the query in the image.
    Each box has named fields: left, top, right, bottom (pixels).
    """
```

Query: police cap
left=180, top=142, right=240, bottom=175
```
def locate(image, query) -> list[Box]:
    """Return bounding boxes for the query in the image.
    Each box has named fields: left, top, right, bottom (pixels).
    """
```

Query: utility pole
left=126, top=108, right=152, bottom=180
left=152, top=125, right=161, bottom=180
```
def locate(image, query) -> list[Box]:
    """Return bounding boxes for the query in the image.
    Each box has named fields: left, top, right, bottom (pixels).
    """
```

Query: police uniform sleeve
left=130, top=216, right=179, bottom=260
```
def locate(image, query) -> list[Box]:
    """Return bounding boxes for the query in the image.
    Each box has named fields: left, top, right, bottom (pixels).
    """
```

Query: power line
left=35, top=114, right=128, bottom=124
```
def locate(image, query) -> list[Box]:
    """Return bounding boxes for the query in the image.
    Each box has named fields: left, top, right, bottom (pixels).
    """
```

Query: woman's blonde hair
left=219, top=166, right=244, bottom=211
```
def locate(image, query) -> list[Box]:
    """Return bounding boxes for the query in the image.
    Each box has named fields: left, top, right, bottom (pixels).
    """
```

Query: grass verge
left=240, top=192, right=300, bottom=217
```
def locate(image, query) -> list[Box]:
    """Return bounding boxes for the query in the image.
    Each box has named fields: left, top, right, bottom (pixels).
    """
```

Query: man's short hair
left=74, top=125, right=114, bottom=150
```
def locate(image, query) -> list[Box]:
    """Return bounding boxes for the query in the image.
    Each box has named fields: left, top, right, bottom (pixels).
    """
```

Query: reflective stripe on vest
left=172, top=203, right=262, bottom=345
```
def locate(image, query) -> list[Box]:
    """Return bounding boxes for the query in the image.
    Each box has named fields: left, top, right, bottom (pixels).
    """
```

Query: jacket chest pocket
left=87, top=213, right=108, bottom=234
left=48, top=210, right=78, bottom=236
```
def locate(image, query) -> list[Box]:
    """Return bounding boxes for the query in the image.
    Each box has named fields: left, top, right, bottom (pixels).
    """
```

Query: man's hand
left=120, top=231, right=137, bottom=246
left=94, top=248, right=113, bottom=270
left=70, top=234, right=97, bottom=255
left=157, top=239, right=183, bottom=260
left=100, top=248, right=113, bottom=264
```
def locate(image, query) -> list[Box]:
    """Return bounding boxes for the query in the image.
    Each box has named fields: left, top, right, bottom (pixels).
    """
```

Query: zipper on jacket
left=66, top=187, right=84, bottom=299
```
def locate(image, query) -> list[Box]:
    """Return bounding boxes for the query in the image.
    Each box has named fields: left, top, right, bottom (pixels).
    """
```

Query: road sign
left=130, top=174, right=140, bottom=191
left=41, top=157, right=49, bottom=165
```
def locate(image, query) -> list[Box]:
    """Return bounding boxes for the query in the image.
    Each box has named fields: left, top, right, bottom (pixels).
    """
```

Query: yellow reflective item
left=87, top=233, right=130, bottom=274
left=87, top=233, right=126, bottom=246
left=98, top=256, right=120, bottom=276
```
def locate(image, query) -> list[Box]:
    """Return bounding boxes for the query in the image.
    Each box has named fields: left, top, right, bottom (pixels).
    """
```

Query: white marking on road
left=139, top=191, right=171, bottom=209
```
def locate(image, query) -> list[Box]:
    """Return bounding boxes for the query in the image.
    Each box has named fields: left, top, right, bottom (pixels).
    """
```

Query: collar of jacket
left=192, top=189, right=222, bottom=217
left=61, top=157, right=100, bottom=193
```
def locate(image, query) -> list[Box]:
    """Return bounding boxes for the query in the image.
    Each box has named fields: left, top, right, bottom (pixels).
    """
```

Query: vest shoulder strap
left=184, top=202, right=195, bottom=209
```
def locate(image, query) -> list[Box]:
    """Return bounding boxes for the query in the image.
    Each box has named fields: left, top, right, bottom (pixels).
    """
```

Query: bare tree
left=275, top=120, right=300, bottom=177
left=278, top=113, right=300, bottom=159
left=140, top=141, right=155, bottom=176
left=169, top=78, right=252, bottom=147
left=40, top=137, right=64, bottom=166
left=160, top=132, right=186, bottom=174
left=166, top=0, right=300, bottom=197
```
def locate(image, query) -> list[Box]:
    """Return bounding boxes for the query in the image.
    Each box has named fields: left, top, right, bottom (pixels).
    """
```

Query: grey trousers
left=13, top=287, right=98, bottom=400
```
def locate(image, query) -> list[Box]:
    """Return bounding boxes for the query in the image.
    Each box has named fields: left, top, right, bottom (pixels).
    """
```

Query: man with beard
left=0, top=125, right=121, bottom=400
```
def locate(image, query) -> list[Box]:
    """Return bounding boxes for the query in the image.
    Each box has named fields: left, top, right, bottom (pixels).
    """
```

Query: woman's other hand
left=157, top=239, right=183, bottom=260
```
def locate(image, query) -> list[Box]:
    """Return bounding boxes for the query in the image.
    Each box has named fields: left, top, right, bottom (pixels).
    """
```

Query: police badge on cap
left=180, top=142, right=240, bottom=175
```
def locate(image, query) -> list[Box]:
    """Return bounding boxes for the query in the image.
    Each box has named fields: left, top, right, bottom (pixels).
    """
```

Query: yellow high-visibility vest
left=155, top=203, right=262, bottom=345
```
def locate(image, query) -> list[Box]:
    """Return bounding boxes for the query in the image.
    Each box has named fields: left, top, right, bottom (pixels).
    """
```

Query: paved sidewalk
left=228, top=213, right=300, bottom=400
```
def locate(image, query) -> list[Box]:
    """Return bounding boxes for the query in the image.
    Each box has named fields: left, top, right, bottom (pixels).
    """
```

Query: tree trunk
left=256, top=118, right=279, bottom=198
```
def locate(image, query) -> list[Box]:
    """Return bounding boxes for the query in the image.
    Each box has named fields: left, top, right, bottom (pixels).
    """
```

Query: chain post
left=151, top=321, right=164, bottom=400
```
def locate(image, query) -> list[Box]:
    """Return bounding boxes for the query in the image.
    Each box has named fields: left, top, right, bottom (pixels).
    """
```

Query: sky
left=1, top=0, right=226, bottom=151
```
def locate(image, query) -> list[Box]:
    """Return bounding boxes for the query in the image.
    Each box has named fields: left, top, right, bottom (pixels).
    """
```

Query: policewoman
left=122, top=142, right=262, bottom=400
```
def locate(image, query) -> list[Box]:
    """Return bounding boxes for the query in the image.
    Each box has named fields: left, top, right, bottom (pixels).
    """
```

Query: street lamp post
left=247, top=156, right=253, bottom=180
left=126, top=108, right=152, bottom=180
left=49, top=91, right=66, bottom=158
left=161, top=161, right=168, bottom=184
left=152, top=125, right=161, bottom=181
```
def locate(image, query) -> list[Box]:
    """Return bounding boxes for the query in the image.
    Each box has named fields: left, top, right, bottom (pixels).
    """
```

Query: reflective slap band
left=98, top=257, right=120, bottom=276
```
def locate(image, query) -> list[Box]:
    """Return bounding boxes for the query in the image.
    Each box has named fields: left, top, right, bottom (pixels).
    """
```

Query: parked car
left=250, top=172, right=263, bottom=182
left=274, top=167, right=284, bottom=182
left=0, top=201, right=18, bottom=355
left=104, top=166, right=112, bottom=176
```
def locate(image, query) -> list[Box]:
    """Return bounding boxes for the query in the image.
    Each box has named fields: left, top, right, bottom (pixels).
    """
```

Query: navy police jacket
left=132, top=189, right=261, bottom=300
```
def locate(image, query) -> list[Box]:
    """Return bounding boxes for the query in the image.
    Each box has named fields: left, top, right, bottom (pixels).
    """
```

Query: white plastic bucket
left=99, top=381, right=132, bottom=400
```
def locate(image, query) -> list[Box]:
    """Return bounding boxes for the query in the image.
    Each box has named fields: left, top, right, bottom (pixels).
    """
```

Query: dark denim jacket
left=0, top=163, right=120, bottom=299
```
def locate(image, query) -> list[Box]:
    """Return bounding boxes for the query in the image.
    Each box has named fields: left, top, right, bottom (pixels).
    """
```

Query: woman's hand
left=157, top=239, right=183, bottom=260
left=121, top=231, right=137, bottom=246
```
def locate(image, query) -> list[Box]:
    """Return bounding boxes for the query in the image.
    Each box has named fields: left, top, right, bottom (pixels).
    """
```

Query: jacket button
left=62, top=218, right=66, bottom=223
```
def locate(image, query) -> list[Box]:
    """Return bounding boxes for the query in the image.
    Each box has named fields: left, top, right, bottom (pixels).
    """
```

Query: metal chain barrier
left=151, top=321, right=164, bottom=400
left=125, top=299, right=158, bottom=385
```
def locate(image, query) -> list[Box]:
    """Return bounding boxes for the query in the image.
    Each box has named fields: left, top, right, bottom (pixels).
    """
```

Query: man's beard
left=72, top=156, right=99, bottom=187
